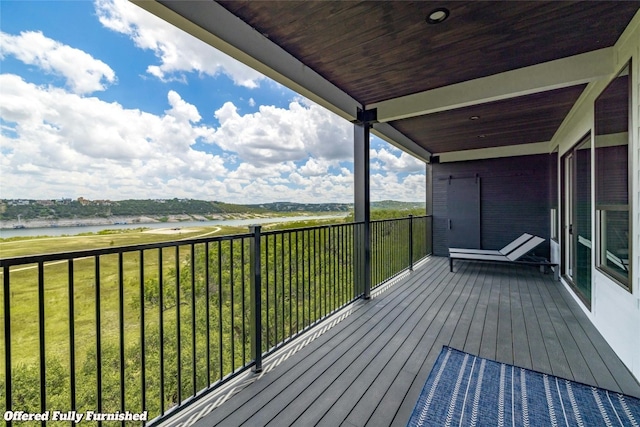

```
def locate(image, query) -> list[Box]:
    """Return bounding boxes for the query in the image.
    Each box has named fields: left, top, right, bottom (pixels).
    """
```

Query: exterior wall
left=432, top=155, right=550, bottom=257
left=550, top=11, right=640, bottom=381
left=635, top=28, right=640, bottom=383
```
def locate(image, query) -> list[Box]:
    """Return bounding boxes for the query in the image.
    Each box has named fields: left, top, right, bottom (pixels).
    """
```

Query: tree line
left=0, top=199, right=423, bottom=221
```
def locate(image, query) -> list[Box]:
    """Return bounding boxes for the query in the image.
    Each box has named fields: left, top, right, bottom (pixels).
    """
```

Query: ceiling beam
left=435, top=141, right=551, bottom=163
left=370, top=48, right=615, bottom=123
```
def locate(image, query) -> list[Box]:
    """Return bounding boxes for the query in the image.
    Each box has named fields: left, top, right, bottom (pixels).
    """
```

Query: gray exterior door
left=447, top=177, right=481, bottom=249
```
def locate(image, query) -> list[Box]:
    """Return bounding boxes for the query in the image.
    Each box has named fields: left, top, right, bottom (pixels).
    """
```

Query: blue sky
left=0, top=0, right=425, bottom=203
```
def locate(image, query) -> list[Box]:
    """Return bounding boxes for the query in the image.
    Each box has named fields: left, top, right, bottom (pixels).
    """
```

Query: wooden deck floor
left=169, top=256, right=640, bottom=427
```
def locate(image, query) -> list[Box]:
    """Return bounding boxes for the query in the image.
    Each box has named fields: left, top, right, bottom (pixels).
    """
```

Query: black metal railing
left=0, top=216, right=431, bottom=425
left=370, top=215, right=432, bottom=288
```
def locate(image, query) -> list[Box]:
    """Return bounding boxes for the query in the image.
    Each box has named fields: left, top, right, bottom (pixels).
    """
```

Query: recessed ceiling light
left=427, top=8, right=449, bottom=24
left=469, top=115, right=480, bottom=120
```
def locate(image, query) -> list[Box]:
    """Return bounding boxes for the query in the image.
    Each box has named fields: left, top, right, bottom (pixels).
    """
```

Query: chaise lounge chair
left=449, top=233, right=558, bottom=279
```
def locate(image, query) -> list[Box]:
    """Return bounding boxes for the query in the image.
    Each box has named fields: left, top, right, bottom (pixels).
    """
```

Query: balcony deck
left=164, top=256, right=640, bottom=427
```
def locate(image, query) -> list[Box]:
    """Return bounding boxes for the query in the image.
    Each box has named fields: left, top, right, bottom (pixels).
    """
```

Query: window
left=563, top=136, right=592, bottom=305
left=595, top=61, right=631, bottom=290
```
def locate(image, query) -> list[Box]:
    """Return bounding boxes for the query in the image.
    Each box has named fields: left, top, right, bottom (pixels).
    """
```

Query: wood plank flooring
left=167, top=256, right=640, bottom=427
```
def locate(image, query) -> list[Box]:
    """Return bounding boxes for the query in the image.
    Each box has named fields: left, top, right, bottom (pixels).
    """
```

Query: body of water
left=0, top=214, right=348, bottom=239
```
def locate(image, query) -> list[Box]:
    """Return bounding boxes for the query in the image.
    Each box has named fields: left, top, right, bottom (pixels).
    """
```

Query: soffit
left=217, top=1, right=637, bottom=104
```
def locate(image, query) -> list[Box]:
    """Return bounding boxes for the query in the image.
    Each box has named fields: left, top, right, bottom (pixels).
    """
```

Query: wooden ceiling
left=218, top=1, right=635, bottom=104
left=214, top=1, right=638, bottom=157
left=392, top=85, right=588, bottom=153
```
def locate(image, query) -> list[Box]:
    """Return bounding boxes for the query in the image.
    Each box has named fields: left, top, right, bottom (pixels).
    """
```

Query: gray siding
left=433, top=154, right=551, bottom=257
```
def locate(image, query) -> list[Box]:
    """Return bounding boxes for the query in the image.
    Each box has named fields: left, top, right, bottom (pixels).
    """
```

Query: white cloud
left=0, top=74, right=225, bottom=199
left=371, top=148, right=425, bottom=173
left=95, top=0, right=264, bottom=88
left=0, top=74, right=361, bottom=203
left=370, top=172, right=426, bottom=202
left=166, top=90, right=201, bottom=123
left=367, top=147, right=425, bottom=201
left=0, top=31, right=116, bottom=94
left=0, top=69, right=423, bottom=204
left=211, top=101, right=352, bottom=165
left=299, top=158, right=332, bottom=176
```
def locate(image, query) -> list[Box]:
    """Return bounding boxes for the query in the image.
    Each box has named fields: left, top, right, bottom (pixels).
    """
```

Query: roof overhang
left=133, top=1, right=639, bottom=164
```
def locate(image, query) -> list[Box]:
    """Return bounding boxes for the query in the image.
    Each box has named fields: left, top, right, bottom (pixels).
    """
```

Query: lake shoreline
left=0, top=213, right=349, bottom=239
left=1, top=212, right=320, bottom=230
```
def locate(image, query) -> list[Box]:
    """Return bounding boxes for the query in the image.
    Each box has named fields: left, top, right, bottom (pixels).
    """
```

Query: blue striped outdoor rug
left=407, top=346, right=640, bottom=426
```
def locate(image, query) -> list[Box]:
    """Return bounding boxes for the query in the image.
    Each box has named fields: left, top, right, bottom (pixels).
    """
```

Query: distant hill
left=0, top=198, right=424, bottom=221
left=0, top=199, right=260, bottom=221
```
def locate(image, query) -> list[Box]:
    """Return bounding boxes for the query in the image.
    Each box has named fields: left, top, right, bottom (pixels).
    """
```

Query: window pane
left=594, top=61, right=630, bottom=289
left=595, top=141, right=628, bottom=205
left=600, top=210, right=629, bottom=280
left=575, top=142, right=591, bottom=300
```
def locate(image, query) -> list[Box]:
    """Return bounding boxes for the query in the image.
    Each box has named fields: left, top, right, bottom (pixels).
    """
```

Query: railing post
left=429, top=215, right=433, bottom=255
left=363, top=221, right=371, bottom=299
left=249, top=225, right=263, bottom=373
left=3, top=266, right=12, bottom=427
left=409, top=215, right=414, bottom=271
